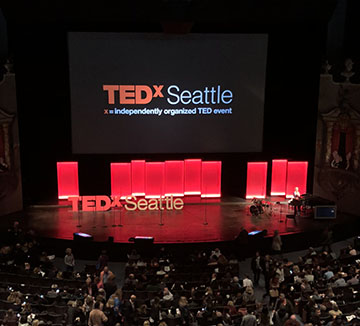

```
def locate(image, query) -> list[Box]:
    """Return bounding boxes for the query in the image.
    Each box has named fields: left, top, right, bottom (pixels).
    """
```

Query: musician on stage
left=292, top=187, right=301, bottom=216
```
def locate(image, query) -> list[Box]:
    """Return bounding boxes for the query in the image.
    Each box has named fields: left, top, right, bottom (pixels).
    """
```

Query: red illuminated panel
left=184, top=159, right=202, bottom=195
left=131, top=160, right=145, bottom=196
left=57, top=162, right=79, bottom=200
left=270, top=159, right=288, bottom=196
left=201, top=161, right=222, bottom=198
left=286, top=161, right=308, bottom=198
left=164, top=161, right=184, bottom=197
left=111, top=163, right=132, bottom=199
left=145, top=162, right=165, bottom=198
left=246, top=162, right=268, bottom=199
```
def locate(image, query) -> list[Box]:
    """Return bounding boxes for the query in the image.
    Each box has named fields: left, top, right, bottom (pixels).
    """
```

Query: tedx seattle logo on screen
left=103, top=85, right=164, bottom=105
left=102, top=84, right=234, bottom=116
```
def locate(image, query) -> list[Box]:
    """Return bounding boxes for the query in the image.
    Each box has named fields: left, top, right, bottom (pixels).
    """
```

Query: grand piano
left=299, top=193, right=335, bottom=208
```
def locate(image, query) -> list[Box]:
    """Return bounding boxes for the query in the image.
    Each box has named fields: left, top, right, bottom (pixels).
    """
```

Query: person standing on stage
left=293, top=187, right=301, bottom=216
left=293, top=187, right=300, bottom=198
left=251, top=251, right=263, bottom=286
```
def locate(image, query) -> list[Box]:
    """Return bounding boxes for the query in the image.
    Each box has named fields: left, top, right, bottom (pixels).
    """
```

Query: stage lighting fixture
left=248, top=229, right=267, bottom=237
left=128, top=236, right=155, bottom=244
left=134, top=236, right=154, bottom=245
left=73, top=232, right=93, bottom=241
left=248, top=230, right=262, bottom=236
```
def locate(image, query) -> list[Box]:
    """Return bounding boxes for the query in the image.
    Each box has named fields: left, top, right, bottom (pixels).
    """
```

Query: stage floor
left=14, top=196, right=353, bottom=244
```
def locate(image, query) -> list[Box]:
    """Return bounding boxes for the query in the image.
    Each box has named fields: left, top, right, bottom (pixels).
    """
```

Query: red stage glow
left=131, top=160, right=145, bottom=196
left=164, top=160, right=184, bottom=197
left=270, top=159, right=288, bottom=196
left=286, top=161, right=308, bottom=198
left=246, top=162, right=268, bottom=199
left=184, top=159, right=202, bottom=195
left=145, top=162, right=165, bottom=198
left=57, top=162, right=79, bottom=199
left=201, top=161, right=221, bottom=198
left=110, top=163, right=132, bottom=199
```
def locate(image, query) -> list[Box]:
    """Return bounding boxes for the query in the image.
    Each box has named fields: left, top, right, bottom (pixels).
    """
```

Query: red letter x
left=153, top=85, right=164, bottom=98
left=111, top=196, right=122, bottom=208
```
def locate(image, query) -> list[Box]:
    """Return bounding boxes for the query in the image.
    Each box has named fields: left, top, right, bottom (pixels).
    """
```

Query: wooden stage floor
left=16, top=197, right=354, bottom=244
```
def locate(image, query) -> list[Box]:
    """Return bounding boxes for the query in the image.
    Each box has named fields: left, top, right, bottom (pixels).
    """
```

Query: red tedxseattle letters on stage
left=68, top=195, right=184, bottom=212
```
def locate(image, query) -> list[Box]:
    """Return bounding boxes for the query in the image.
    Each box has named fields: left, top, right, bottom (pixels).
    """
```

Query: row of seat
left=0, top=281, right=81, bottom=296
left=0, top=271, right=83, bottom=289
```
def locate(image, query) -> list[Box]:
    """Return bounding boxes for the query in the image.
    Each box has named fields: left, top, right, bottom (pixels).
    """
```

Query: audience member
left=64, top=248, right=75, bottom=272
left=88, top=301, right=108, bottom=326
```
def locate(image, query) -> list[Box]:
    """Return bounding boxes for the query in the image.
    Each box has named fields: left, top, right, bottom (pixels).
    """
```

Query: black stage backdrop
left=7, top=21, right=326, bottom=204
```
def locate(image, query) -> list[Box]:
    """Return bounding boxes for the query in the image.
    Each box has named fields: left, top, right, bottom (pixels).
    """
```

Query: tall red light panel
left=145, top=162, right=165, bottom=198
left=164, top=160, right=184, bottom=197
left=246, top=162, right=268, bottom=199
left=184, top=159, right=202, bottom=195
left=110, top=163, right=132, bottom=199
left=131, top=160, right=145, bottom=196
left=201, top=161, right=222, bottom=198
left=286, top=161, right=308, bottom=198
left=57, top=162, right=79, bottom=200
left=270, top=159, right=288, bottom=196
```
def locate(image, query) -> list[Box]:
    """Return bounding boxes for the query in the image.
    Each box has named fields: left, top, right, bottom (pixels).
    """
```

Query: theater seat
left=165, top=317, right=181, bottom=326
left=54, top=305, right=67, bottom=315
left=48, top=313, right=64, bottom=324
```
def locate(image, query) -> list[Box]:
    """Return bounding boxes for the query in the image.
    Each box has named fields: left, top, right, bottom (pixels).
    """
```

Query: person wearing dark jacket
left=83, top=277, right=99, bottom=298
left=97, top=250, right=109, bottom=271
left=251, top=251, right=263, bottom=285
left=3, top=309, right=18, bottom=326
left=66, top=300, right=84, bottom=326
left=272, top=308, right=289, bottom=326
left=123, top=295, right=138, bottom=326
left=104, top=274, right=117, bottom=300
left=261, top=255, right=273, bottom=293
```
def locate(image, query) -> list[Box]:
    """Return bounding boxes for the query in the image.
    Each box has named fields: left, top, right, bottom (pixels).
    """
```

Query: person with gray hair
left=64, top=248, right=75, bottom=272
left=241, top=310, right=257, bottom=326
